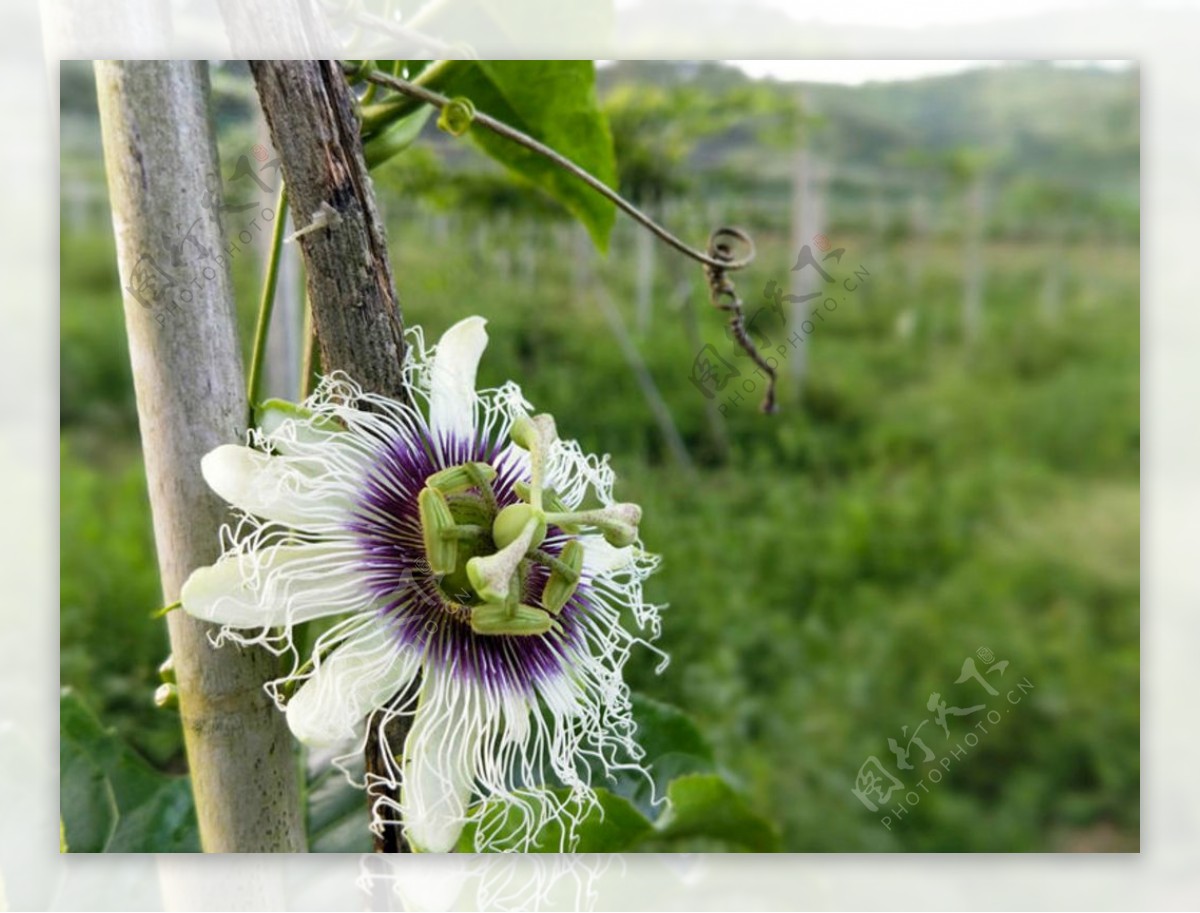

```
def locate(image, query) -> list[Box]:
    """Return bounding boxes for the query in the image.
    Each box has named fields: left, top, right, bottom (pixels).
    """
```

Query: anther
left=469, top=601, right=558, bottom=636
left=426, top=461, right=497, bottom=494
left=544, top=503, right=642, bottom=547
left=419, top=486, right=459, bottom=575
left=541, top=539, right=584, bottom=615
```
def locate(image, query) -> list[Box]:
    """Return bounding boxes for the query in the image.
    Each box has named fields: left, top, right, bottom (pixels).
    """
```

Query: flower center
left=417, top=413, right=643, bottom=637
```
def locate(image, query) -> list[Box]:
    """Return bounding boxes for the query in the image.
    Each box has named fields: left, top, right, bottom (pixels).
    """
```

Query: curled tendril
left=705, top=227, right=777, bottom=414
left=342, top=64, right=779, bottom=414
left=437, top=96, right=476, bottom=137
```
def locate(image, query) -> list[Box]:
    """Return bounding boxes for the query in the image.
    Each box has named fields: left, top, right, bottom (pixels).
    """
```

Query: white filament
left=184, top=321, right=665, bottom=852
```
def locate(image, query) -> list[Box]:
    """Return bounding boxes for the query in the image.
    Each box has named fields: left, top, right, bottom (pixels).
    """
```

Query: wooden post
left=570, top=221, right=591, bottom=297
left=249, top=60, right=407, bottom=400
left=1040, top=221, right=1066, bottom=324
left=578, top=232, right=693, bottom=472
left=963, top=175, right=986, bottom=342
left=676, top=276, right=730, bottom=462
left=94, top=60, right=305, bottom=853
left=634, top=211, right=656, bottom=336
left=906, top=191, right=930, bottom=295
left=789, top=146, right=824, bottom=394
left=249, top=59, right=411, bottom=852
left=519, top=219, right=539, bottom=288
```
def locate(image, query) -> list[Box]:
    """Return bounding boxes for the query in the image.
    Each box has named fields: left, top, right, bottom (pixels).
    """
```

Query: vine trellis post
left=94, top=60, right=305, bottom=852
left=248, top=58, right=414, bottom=853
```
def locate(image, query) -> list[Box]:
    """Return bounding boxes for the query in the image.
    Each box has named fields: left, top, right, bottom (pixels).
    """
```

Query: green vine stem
left=246, top=183, right=289, bottom=417
left=299, top=295, right=318, bottom=401
left=349, top=64, right=753, bottom=273
left=360, top=60, right=379, bottom=105
left=359, top=59, right=466, bottom=136
left=345, top=62, right=778, bottom=412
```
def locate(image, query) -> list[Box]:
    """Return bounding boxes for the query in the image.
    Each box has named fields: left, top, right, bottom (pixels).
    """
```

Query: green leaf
left=454, top=697, right=777, bottom=852
left=454, top=773, right=779, bottom=853
left=59, top=689, right=199, bottom=852
left=365, top=105, right=434, bottom=171
left=443, top=61, right=617, bottom=250
left=608, top=697, right=777, bottom=851
left=602, top=694, right=717, bottom=819
left=654, top=774, right=781, bottom=852
left=456, top=787, right=652, bottom=852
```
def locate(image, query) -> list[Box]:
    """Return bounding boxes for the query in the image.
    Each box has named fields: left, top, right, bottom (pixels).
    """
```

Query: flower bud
left=154, top=683, right=179, bottom=710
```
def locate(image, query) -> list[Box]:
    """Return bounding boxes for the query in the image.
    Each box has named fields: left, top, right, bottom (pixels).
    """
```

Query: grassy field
left=60, top=181, right=1139, bottom=850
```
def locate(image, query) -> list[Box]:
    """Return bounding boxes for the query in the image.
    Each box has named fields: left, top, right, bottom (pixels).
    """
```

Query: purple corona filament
left=349, top=429, right=584, bottom=694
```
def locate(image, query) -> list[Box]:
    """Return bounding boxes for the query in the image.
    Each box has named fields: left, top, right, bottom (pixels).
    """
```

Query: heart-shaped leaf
left=443, top=61, right=617, bottom=250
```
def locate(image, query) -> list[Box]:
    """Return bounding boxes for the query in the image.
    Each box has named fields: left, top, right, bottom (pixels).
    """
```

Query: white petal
left=180, top=542, right=366, bottom=628
left=429, top=316, right=488, bottom=444
left=401, top=673, right=481, bottom=853
left=256, top=400, right=346, bottom=456
left=202, top=444, right=356, bottom=528
left=286, top=622, right=421, bottom=747
left=579, top=535, right=634, bottom=577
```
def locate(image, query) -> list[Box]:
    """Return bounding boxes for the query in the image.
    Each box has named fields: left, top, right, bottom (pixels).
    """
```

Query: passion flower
left=181, top=317, right=664, bottom=852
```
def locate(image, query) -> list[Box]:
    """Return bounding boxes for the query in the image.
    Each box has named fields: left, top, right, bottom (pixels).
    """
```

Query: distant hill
left=600, top=60, right=1137, bottom=192
left=62, top=58, right=1138, bottom=239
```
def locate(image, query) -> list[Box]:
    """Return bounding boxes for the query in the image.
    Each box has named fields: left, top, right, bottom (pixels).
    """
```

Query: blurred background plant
left=60, top=59, right=1138, bottom=851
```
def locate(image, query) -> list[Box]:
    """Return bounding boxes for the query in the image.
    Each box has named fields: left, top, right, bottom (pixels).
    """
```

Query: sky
left=718, top=0, right=1108, bottom=29
left=730, top=60, right=1002, bottom=85
left=618, top=0, right=1197, bottom=30
left=729, top=59, right=1132, bottom=85
left=613, top=0, right=1148, bottom=85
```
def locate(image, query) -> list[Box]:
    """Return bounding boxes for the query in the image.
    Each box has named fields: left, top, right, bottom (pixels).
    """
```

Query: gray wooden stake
left=249, top=59, right=412, bottom=853
left=94, top=60, right=305, bottom=852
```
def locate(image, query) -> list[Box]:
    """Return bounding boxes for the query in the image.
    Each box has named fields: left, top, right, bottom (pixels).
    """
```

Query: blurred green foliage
left=60, top=689, right=199, bottom=852
left=60, top=60, right=1138, bottom=851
